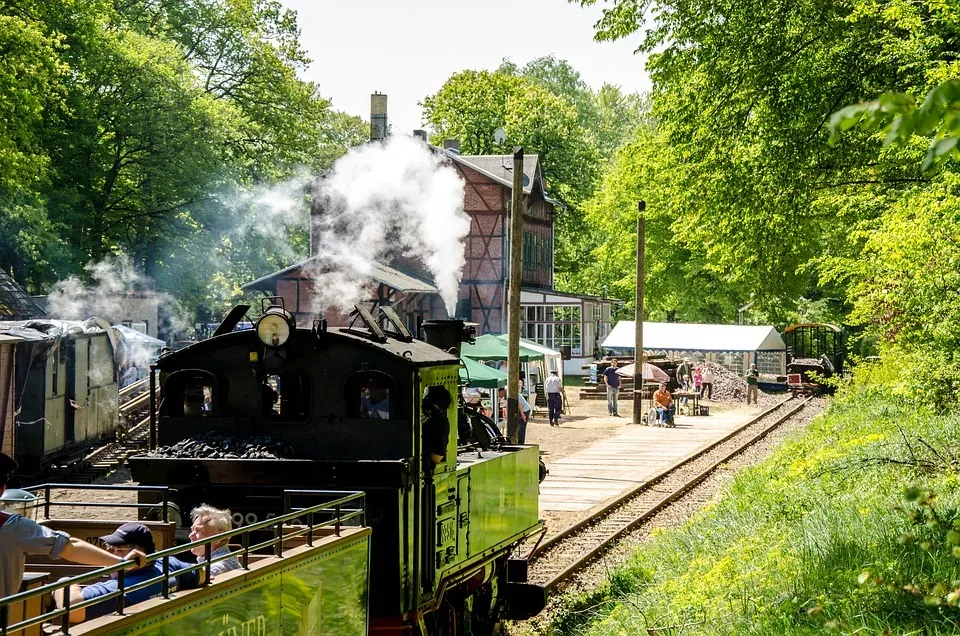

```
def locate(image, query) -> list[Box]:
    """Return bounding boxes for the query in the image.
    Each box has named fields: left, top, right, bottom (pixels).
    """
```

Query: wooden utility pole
left=632, top=201, right=646, bottom=426
left=506, top=147, right=525, bottom=442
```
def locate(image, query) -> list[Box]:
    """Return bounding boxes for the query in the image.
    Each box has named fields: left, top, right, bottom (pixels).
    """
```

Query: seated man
left=62, top=523, right=204, bottom=623
left=188, top=505, right=241, bottom=577
left=653, top=382, right=675, bottom=426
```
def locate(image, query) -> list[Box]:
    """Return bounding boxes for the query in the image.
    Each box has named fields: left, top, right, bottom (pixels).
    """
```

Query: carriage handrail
left=0, top=490, right=365, bottom=635
left=23, top=484, right=175, bottom=522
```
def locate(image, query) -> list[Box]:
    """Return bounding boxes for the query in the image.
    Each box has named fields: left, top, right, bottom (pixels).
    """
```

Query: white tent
left=601, top=321, right=787, bottom=375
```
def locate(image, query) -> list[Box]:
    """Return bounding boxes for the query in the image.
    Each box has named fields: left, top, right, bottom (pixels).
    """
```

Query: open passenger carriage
left=0, top=485, right=370, bottom=635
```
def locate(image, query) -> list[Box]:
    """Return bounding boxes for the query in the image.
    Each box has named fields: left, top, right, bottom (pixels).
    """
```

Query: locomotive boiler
left=129, top=300, right=545, bottom=634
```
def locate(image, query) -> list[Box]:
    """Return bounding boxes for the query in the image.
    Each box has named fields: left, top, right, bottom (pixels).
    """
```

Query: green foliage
left=0, top=0, right=365, bottom=324
left=537, top=379, right=960, bottom=635
left=569, top=0, right=960, bottom=324
left=832, top=80, right=960, bottom=172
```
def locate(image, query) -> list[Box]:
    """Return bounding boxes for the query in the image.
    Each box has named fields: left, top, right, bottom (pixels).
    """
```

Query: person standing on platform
left=517, top=387, right=532, bottom=443
left=701, top=363, right=715, bottom=400
left=692, top=367, right=703, bottom=397
left=545, top=370, right=563, bottom=427
left=602, top=359, right=621, bottom=417
left=745, top=363, right=760, bottom=405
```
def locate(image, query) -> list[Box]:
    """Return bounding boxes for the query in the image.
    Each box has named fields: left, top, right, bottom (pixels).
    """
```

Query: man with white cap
left=0, top=452, right=148, bottom=600
left=544, top=370, right=563, bottom=427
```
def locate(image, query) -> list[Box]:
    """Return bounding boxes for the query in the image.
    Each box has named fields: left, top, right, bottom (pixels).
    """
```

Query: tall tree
left=573, top=0, right=947, bottom=311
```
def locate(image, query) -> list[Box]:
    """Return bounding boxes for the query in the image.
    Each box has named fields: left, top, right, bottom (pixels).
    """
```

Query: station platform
left=539, top=408, right=756, bottom=513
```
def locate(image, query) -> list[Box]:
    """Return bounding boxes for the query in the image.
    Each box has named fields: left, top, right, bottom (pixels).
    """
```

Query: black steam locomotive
left=129, top=301, right=545, bottom=634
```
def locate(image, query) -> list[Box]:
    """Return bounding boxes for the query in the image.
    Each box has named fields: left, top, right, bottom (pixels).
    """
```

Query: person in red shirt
left=652, top=382, right=675, bottom=426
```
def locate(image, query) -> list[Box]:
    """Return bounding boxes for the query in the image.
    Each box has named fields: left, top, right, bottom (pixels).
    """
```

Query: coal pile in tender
left=148, top=432, right=297, bottom=459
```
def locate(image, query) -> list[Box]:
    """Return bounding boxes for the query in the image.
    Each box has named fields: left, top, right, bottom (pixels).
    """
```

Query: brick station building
left=244, top=95, right=612, bottom=375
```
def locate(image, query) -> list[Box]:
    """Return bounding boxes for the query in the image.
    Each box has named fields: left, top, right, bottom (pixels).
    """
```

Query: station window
left=520, top=304, right=582, bottom=355
left=262, top=374, right=311, bottom=421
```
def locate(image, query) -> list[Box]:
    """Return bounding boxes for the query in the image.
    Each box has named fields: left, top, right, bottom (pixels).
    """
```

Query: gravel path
left=512, top=398, right=825, bottom=635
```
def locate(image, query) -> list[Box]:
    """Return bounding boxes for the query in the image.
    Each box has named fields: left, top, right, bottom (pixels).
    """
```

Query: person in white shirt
left=544, top=370, right=563, bottom=427
left=701, top=364, right=716, bottom=400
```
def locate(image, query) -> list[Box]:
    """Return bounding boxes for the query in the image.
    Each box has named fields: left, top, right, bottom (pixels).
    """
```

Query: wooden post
left=506, top=147, right=524, bottom=442
left=632, top=202, right=646, bottom=426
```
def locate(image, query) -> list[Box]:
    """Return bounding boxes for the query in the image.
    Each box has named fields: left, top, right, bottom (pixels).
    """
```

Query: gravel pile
left=148, top=432, right=297, bottom=459
left=710, top=364, right=749, bottom=401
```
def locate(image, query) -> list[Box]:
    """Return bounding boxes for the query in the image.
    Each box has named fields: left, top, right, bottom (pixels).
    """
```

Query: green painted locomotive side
left=415, top=364, right=541, bottom=603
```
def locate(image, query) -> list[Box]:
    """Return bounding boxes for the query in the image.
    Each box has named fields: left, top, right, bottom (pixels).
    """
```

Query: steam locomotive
left=129, top=300, right=545, bottom=634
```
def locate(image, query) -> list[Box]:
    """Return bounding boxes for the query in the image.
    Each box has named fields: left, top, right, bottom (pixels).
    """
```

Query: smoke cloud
left=45, top=254, right=189, bottom=341
left=222, top=167, right=313, bottom=263
left=310, top=135, right=469, bottom=315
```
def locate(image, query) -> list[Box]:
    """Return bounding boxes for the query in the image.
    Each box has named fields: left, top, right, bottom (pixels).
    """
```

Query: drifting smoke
left=223, top=167, right=313, bottom=263
left=46, top=254, right=189, bottom=351
left=310, top=135, right=470, bottom=315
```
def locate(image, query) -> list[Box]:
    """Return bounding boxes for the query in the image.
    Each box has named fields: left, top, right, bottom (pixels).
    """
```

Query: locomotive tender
left=130, top=301, right=545, bottom=634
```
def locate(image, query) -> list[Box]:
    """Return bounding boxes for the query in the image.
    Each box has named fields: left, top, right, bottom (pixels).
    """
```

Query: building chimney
left=370, top=92, right=388, bottom=141
left=443, top=139, right=460, bottom=154
left=413, top=129, right=428, bottom=143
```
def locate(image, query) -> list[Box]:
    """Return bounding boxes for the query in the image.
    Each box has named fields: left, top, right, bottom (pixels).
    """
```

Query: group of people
left=0, top=451, right=241, bottom=624
left=600, top=358, right=718, bottom=418
left=674, top=358, right=717, bottom=401
left=601, top=357, right=763, bottom=421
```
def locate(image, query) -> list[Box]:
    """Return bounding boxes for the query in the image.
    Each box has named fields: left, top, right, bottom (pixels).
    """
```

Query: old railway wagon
left=129, top=301, right=544, bottom=634
left=0, top=319, right=121, bottom=475
left=783, top=323, right=845, bottom=395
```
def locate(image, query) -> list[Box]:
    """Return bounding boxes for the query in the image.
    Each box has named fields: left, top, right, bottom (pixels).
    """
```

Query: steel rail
left=533, top=396, right=796, bottom=556
left=534, top=397, right=810, bottom=591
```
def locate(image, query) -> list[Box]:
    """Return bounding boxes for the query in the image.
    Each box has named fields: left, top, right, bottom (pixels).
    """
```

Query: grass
left=533, top=377, right=960, bottom=635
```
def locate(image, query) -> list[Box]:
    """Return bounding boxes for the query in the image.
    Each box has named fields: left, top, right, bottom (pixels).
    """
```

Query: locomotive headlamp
left=255, top=307, right=294, bottom=348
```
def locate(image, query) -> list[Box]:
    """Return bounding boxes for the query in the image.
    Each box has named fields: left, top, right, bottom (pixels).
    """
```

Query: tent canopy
left=602, top=321, right=785, bottom=352
left=459, top=356, right=507, bottom=388
left=460, top=334, right=542, bottom=362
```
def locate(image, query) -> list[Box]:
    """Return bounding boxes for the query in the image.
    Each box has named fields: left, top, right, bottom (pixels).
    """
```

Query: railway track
left=526, top=396, right=811, bottom=591
left=41, top=378, right=153, bottom=483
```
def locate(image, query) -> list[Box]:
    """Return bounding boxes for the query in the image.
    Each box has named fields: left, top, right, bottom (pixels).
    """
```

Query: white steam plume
left=311, top=135, right=469, bottom=315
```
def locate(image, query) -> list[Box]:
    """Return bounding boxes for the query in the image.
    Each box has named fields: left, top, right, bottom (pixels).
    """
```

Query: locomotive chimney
left=421, top=320, right=476, bottom=357
left=370, top=92, right=388, bottom=142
